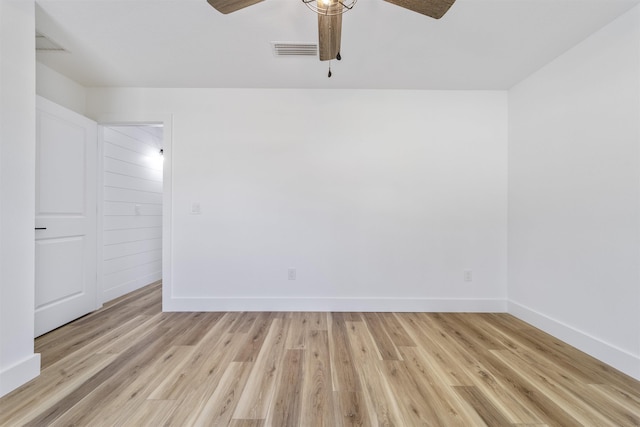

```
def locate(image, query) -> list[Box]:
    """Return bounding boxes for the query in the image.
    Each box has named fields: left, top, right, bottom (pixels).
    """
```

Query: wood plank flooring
left=1, top=282, right=639, bottom=426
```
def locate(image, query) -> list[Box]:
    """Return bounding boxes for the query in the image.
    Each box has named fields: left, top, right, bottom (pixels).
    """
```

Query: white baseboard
left=101, top=272, right=161, bottom=304
left=163, top=296, right=507, bottom=313
left=508, top=300, right=640, bottom=381
left=0, top=353, right=41, bottom=398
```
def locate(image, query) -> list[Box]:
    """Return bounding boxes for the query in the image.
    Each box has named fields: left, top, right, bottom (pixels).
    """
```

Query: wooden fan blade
left=383, top=0, right=455, bottom=19
left=206, top=0, right=264, bottom=14
left=318, top=8, right=342, bottom=61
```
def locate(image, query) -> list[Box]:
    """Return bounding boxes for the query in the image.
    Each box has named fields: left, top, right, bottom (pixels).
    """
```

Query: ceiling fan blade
left=383, top=0, right=455, bottom=19
left=206, top=0, right=264, bottom=14
left=318, top=9, right=342, bottom=61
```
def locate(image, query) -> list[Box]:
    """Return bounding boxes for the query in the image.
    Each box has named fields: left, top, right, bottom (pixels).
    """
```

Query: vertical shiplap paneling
left=101, top=125, right=163, bottom=303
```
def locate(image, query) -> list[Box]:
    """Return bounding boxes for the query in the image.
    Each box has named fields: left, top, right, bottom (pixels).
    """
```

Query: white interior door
left=35, top=96, right=98, bottom=337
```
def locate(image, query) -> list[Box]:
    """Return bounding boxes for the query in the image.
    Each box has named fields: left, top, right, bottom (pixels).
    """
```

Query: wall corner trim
left=508, top=300, right=640, bottom=381
left=0, top=353, right=41, bottom=398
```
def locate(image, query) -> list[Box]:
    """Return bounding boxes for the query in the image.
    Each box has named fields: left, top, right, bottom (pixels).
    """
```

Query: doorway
left=34, top=100, right=172, bottom=336
left=99, top=125, right=164, bottom=304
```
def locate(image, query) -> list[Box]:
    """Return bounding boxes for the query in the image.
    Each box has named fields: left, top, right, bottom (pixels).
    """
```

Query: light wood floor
left=1, top=283, right=639, bottom=426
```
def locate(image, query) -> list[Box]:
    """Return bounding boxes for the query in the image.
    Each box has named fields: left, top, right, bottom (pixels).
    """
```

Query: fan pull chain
left=328, top=61, right=332, bottom=78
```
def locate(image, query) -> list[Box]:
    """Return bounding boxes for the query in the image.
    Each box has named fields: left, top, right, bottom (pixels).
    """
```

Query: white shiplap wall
left=101, top=125, right=163, bottom=303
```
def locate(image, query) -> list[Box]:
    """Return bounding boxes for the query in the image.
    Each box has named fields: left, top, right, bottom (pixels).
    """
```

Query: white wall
left=101, top=125, right=163, bottom=303
left=35, top=62, right=87, bottom=116
left=0, top=0, right=40, bottom=397
left=87, top=89, right=508, bottom=312
left=508, top=6, right=640, bottom=380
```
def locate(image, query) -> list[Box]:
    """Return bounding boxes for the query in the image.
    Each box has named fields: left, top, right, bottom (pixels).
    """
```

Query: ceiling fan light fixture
left=302, top=0, right=356, bottom=16
left=206, top=0, right=456, bottom=65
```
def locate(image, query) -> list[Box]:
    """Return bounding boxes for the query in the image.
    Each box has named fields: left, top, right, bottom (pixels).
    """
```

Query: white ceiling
left=35, top=0, right=640, bottom=90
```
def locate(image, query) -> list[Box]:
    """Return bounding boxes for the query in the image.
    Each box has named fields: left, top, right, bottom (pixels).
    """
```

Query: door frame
left=95, top=113, right=173, bottom=308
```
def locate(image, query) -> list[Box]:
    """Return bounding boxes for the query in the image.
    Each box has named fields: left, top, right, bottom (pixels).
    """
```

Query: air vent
left=272, top=42, right=318, bottom=57
left=36, top=31, right=67, bottom=52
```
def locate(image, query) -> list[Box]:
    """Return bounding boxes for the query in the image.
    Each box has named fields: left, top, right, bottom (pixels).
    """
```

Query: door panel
left=35, top=237, right=85, bottom=307
left=37, top=114, right=87, bottom=214
left=35, top=96, right=98, bottom=337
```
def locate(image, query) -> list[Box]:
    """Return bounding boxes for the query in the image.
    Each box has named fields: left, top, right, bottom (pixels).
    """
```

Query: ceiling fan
left=205, top=0, right=456, bottom=62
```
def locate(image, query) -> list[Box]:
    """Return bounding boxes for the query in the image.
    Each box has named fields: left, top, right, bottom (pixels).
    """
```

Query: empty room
left=1, top=0, right=640, bottom=425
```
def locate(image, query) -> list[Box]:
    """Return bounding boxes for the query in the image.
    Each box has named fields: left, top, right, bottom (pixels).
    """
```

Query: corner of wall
left=0, top=0, right=39, bottom=397
left=0, top=354, right=40, bottom=398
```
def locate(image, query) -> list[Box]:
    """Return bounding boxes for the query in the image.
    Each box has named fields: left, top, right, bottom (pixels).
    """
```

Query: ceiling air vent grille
left=272, top=42, right=318, bottom=57
left=36, top=31, right=67, bottom=52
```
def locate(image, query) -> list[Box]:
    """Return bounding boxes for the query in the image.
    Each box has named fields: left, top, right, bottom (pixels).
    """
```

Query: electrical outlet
left=464, top=270, right=473, bottom=282
left=288, top=268, right=296, bottom=281
left=134, top=204, right=141, bottom=216
left=191, top=202, right=201, bottom=214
